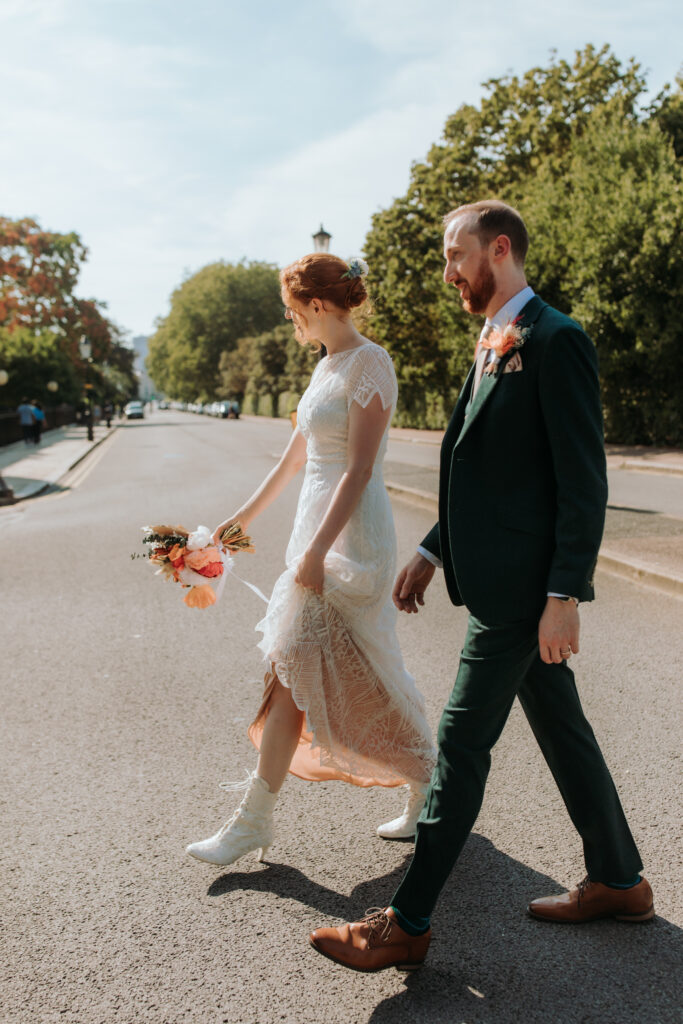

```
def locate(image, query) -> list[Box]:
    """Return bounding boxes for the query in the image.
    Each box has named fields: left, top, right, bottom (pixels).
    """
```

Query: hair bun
left=345, top=275, right=367, bottom=309
left=281, top=252, right=369, bottom=314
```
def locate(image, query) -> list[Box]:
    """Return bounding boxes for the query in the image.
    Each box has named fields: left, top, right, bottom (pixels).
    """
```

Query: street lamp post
left=312, top=224, right=331, bottom=253
left=79, top=338, right=94, bottom=442
left=312, top=225, right=332, bottom=359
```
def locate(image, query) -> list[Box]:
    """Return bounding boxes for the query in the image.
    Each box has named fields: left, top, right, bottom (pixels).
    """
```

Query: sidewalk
left=0, top=423, right=114, bottom=502
left=389, top=426, right=683, bottom=474
left=385, top=431, right=683, bottom=599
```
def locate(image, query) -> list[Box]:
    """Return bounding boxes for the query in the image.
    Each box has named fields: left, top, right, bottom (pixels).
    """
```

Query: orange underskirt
left=247, top=672, right=405, bottom=788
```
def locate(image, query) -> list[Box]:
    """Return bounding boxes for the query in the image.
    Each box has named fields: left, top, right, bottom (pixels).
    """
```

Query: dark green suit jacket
left=421, top=296, right=607, bottom=623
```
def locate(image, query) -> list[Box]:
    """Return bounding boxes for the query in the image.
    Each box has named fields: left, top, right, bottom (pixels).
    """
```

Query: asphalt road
left=1, top=411, right=681, bottom=1024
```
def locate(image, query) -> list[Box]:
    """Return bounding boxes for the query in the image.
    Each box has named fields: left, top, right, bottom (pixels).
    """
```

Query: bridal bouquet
left=139, top=521, right=254, bottom=609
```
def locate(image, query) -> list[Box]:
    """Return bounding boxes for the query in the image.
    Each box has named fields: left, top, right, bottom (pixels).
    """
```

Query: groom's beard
left=459, top=255, right=496, bottom=315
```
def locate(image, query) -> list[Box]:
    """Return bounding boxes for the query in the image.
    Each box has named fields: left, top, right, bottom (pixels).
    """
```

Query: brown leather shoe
left=528, top=876, right=654, bottom=924
left=309, top=907, right=431, bottom=972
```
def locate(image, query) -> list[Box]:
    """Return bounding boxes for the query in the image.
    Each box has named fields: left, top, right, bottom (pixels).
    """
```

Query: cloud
left=2, top=0, right=682, bottom=336
left=215, top=102, right=449, bottom=265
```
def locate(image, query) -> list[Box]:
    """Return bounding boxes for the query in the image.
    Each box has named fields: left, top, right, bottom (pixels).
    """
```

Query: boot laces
left=406, top=789, right=425, bottom=815
left=216, top=772, right=258, bottom=835
left=360, top=908, right=393, bottom=949
left=218, top=770, right=253, bottom=794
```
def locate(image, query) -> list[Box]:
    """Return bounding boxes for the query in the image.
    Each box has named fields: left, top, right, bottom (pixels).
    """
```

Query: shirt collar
left=486, top=285, right=535, bottom=331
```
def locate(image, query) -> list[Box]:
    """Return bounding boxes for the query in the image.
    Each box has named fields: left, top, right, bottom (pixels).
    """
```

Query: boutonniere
left=482, top=317, right=532, bottom=375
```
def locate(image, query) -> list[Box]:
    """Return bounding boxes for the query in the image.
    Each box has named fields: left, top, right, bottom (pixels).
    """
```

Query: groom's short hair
left=443, top=200, right=529, bottom=265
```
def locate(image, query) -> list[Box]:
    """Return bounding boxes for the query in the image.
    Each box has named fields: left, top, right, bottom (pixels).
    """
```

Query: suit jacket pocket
left=497, top=504, right=554, bottom=538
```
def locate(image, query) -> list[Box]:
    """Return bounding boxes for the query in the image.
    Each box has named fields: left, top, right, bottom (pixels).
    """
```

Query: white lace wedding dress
left=250, top=342, right=436, bottom=788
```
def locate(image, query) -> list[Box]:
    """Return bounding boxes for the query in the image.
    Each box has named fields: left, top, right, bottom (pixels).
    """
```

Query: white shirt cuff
left=548, top=592, right=578, bottom=603
left=417, top=545, right=442, bottom=569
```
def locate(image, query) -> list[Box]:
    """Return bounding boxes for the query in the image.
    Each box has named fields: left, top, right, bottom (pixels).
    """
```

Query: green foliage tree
left=282, top=329, right=318, bottom=397
left=523, top=111, right=683, bottom=443
left=217, top=323, right=318, bottom=418
left=652, top=72, right=683, bottom=159
left=363, top=45, right=682, bottom=440
left=218, top=336, right=254, bottom=401
left=0, top=328, right=81, bottom=408
left=147, top=261, right=283, bottom=402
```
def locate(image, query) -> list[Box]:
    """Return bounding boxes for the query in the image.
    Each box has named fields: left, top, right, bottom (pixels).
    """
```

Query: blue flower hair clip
left=341, top=257, right=369, bottom=280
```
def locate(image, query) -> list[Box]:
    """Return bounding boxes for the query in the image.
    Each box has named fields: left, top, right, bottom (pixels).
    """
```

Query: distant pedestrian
left=16, top=398, right=35, bottom=444
left=31, top=401, right=45, bottom=444
left=103, top=402, right=113, bottom=428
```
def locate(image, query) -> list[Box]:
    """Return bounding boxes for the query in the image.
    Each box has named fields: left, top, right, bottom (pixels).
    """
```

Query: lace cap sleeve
left=345, top=344, right=398, bottom=411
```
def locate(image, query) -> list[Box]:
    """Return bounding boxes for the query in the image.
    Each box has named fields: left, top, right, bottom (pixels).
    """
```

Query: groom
left=309, top=200, right=653, bottom=972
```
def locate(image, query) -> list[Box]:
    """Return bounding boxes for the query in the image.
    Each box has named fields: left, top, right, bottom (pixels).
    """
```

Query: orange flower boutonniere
left=481, top=317, right=532, bottom=375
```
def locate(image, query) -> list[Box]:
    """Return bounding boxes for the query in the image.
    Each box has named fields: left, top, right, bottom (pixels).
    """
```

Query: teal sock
left=605, top=876, right=641, bottom=889
left=390, top=905, right=430, bottom=936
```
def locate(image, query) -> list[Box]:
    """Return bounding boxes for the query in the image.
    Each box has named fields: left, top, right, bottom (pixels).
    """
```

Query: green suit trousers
left=392, top=614, right=643, bottom=919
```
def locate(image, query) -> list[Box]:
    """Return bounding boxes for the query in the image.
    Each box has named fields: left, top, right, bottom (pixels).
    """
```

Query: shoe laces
left=360, top=908, right=392, bottom=949
left=577, top=876, right=592, bottom=903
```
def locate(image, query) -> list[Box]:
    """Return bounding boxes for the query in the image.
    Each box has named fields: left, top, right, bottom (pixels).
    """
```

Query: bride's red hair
left=280, top=253, right=368, bottom=312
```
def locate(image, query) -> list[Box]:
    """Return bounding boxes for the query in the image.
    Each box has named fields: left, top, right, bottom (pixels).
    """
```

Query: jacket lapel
left=453, top=295, right=547, bottom=449
left=442, top=361, right=475, bottom=452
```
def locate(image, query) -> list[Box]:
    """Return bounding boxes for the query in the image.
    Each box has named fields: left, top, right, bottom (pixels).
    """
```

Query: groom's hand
left=393, top=554, right=436, bottom=614
left=538, top=597, right=580, bottom=664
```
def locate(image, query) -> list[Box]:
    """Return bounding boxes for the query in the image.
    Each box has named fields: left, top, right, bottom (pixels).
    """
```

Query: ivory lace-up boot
left=377, top=783, right=427, bottom=840
left=186, top=772, right=277, bottom=866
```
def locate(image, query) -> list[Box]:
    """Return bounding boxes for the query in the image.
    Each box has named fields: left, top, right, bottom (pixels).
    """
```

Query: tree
left=652, top=72, right=683, bottom=159
left=0, top=216, right=137, bottom=411
left=362, top=45, right=670, bottom=432
left=218, top=336, right=254, bottom=401
left=523, top=111, right=683, bottom=443
left=0, top=328, right=81, bottom=407
left=0, top=217, right=116, bottom=362
left=146, top=261, right=283, bottom=402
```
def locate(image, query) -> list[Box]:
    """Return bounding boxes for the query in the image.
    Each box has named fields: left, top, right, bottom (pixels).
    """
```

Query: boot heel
left=257, top=846, right=270, bottom=862
left=615, top=905, right=655, bottom=923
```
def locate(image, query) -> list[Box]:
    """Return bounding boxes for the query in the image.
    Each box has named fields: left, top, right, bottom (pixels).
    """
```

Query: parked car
left=124, top=401, right=145, bottom=420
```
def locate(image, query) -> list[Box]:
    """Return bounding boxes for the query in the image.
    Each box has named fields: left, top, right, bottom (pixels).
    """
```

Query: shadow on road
left=207, top=852, right=415, bottom=920
left=206, top=832, right=681, bottom=1021
left=364, top=835, right=681, bottom=1024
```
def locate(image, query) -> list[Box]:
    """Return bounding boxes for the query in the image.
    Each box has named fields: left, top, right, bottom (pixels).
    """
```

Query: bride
left=186, top=253, right=436, bottom=867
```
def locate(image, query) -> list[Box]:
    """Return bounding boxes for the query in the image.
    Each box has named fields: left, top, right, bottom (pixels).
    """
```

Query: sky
left=1, top=0, right=681, bottom=338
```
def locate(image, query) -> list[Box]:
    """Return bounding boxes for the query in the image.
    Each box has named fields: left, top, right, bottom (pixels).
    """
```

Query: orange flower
left=184, top=546, right=221, bottom=571
left=183, top=584, right=216, bottom=609
left=195, top=561, right=223, bottom=578
left=481, top=317, right=529, bottom=359
left=167, top=543, right=185, bottom=568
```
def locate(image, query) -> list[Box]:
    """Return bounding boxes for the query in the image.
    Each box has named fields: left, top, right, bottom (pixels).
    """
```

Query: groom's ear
left=491, top=234, right=512, bottom=262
